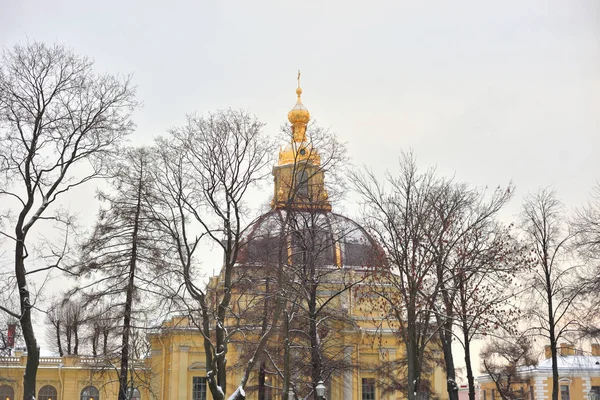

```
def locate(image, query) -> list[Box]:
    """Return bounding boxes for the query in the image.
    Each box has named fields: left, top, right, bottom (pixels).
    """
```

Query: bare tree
left=265, top=122, right=357, bottom=399
left=450, top=221, right=530, bottom=400
left=249, top=120, right=359, bottom=399
left=351, top=153, right=444, bottom=400
left=425, top=182, right=514, bottom=400
left=0, top=42, right=135, bottom=399
left=87, top=304, right=119, bottom=357
left=480, top=334, right=537, bottom=400
left=151, top=109, right=275, bottom=400
left=243, top=209, right=368, bottom=399
left=46, top=296, right=86, bottom=356
left=71, top=147, right=167, bottom=400
left=521, top=189, right=580, bottom=400
left=571, top=183, right=600, bottom=337
left=352, top=153, right=529, bottom=400
left=287, top=214, right=366, bottom=397
left=428, top=183, right=533, bottom=400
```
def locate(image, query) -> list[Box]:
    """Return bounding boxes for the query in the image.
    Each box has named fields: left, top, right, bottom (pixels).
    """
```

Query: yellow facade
left=0, top=80, right=448, bottom=400
left=0, top=353, right=150, bottom=399
left=139, top=81, right=447, bottom=400
left=478, top=345, right=600, bottom=400
left=146, top=289, right=448, bottom=400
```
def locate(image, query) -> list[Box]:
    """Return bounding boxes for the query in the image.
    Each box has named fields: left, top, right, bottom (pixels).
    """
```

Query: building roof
left=478, top=355, right=600, bottom=383
left=524, top=355, right=600, bottom=373
left=237, top=209, right=380, bottom=269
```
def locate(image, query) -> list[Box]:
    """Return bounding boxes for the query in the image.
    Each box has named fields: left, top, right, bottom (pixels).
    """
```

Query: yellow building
left=143, top=79, right=447, bottom=400
left=0, top=351, right=148, bottom=399
left=478, top=344, right=600, bottom=400
left=0, top=80, right=447, bottom=400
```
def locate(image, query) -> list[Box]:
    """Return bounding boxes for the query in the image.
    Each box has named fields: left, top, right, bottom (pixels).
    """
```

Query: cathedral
left=0, top=80, right=447, bottom=400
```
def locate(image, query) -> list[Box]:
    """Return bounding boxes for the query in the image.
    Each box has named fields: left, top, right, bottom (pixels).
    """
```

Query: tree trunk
left=310, top=309, right=322, bottom=395
left=437, top=253, right=459, bottom=400
left=546, top=268, right=559, bottom=400
left=66, top=327, right=72, bottom=355
left=258, top=277, right=272, bottom=400
left=303, top=233, right=325, bottom=397
left=201, top=295, right=225, bottom=400
left=258, top=363, right=266, bottom=400
left=16, top=238, right=39, bottom=400
left=440, top=322, right=459, bottom=400
left=462, top=321, right=476, bottom=400
left=91, top=328, right=98, bottom=357
left=407, top=340, right=418, bottom=400
left=283, top=311, right=292, bottom=400
left=118, top=169, right=143, bottom=400
left=309, top=262, right=322, bottom=396
left=103, top=330, right=109, bottom=355
left=56, top=321, right=63, bottom=357
left=74, top=323, right=79, bottom=355
left=118, top=257, right=136, bottom=400
left=407, top=304, right=418, bottom=400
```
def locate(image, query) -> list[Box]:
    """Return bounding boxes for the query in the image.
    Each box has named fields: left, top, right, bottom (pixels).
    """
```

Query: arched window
left=0, top=385, right=15, bottom=400
left=127, top=388, right=141, bottom=400
left=81, top=386, right=100, bottom=400
left=38, top=385, right=58, bottom=400
left=296, top=169, right=309, bottom=198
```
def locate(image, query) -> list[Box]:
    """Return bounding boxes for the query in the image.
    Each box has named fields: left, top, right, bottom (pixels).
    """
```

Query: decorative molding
left=189, top=362, right=207, bottom=371
left=582, top=377, right=591, bottom=400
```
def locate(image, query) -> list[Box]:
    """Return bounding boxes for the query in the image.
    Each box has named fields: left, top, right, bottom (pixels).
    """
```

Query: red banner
left=7, top=324, right=16, bottom=348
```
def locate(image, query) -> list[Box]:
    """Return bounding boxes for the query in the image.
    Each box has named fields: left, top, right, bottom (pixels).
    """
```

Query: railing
left=0, top=355, right=149, bottom=369
left=79, top=357, right=106, bottom=364
left=40, top=357, right=62, bottom=363
left=1, top=356, right=63, bottom=365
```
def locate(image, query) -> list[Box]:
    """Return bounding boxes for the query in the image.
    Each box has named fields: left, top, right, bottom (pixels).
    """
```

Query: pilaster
left=343, top=346, right=353, bottom=400
left=179, top=346, right=190, bottom=400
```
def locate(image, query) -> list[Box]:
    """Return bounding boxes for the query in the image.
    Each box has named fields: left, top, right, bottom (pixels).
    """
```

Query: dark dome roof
left=237, top=209, right=379, bottom=269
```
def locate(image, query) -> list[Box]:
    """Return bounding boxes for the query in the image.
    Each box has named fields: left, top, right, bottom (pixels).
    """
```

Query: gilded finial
left=296, top=70, right=302, bottom=98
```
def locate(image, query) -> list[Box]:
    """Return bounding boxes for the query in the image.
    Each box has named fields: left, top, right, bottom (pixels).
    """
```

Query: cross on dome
left=287, top=70, right=310, bottom=142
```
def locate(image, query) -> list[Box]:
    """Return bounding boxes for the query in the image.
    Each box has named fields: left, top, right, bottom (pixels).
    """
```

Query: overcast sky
left=2, top=0, right=598, bottom=210
left=1, top=0, right=599, bottom=370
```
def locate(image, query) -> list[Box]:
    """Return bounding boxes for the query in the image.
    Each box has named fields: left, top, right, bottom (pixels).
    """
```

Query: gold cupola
left=287, top=71, right=310, bottom=142
left=272, top=73, right=331, bottom=212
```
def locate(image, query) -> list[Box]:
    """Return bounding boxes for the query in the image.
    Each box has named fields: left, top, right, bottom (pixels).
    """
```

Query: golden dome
left=272, top=72, right=330, bottom=212
left=288, top=88, right=310, bottom=125
left=288, top=71, right=310, bottom=141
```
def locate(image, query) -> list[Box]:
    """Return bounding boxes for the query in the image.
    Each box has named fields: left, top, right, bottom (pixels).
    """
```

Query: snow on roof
left=477, top=355, right=600, bottom=382
left=538, top=355, right=600, bottom=370
left=522, top=355, right=600, bottom=373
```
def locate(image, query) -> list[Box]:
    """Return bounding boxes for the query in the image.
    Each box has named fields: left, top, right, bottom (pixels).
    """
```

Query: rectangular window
left=264, top=379, right=273, bottom=400
left=530, top=385, right=534, bottom=400
left=193, top=377, right=207, bottom=400
left=591, top=387, right=600, bottom=400
left=492, top=389, right=496, bottom=400
left=483, top=390, right=487, bottom=400
left=560, top=385, right=570, bottom=400
left=362, top=378, right=375, bottom=400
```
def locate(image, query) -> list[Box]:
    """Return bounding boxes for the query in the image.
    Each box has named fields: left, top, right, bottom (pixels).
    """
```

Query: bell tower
left=272, top=73, right=331, bottom=212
